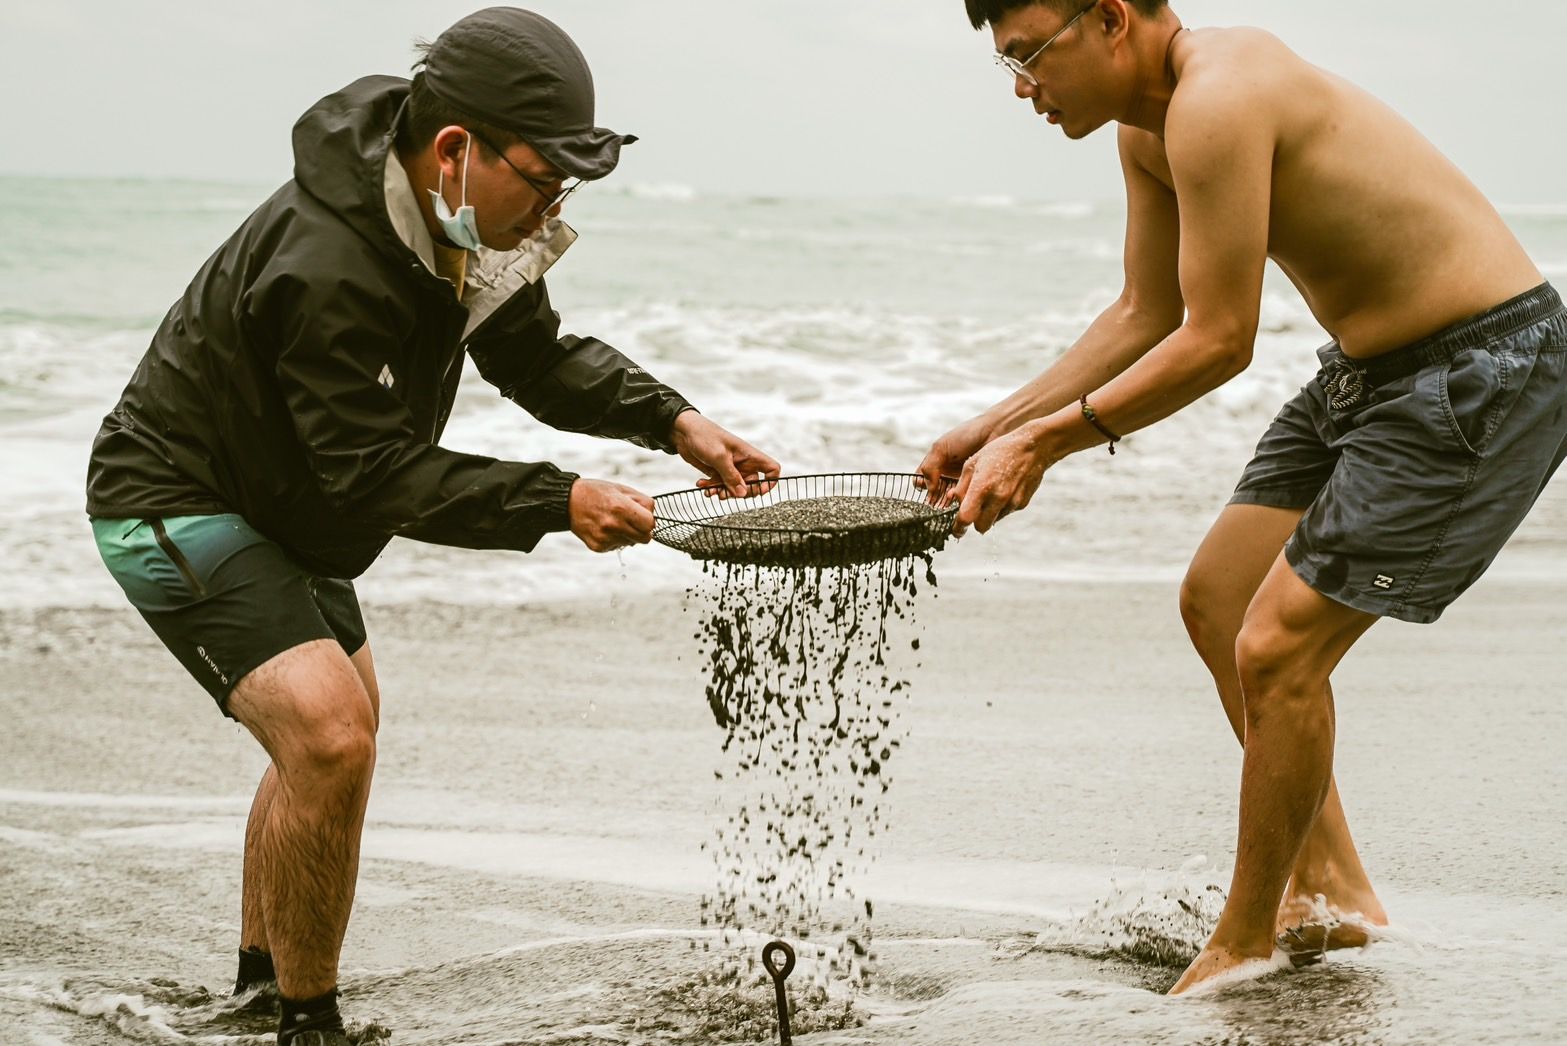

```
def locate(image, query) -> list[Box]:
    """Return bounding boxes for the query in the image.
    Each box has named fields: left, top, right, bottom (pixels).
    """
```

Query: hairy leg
left=1171, top=556, right=1377, bottom=995
left=1181, top=505, right=1385, bottom=945
left=237, top=641, right=379, bottom=958
left=227, top=638, right=378, bottom=999
left=240, top=764, right=278, bottom=953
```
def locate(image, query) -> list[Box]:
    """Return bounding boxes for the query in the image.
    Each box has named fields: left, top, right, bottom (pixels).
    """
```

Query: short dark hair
left=394, top=41, right=521, bottom=154
left=964, top=0, right=1168, bottom=31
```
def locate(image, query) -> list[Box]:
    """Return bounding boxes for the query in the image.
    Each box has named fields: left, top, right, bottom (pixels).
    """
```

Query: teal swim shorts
left=91, top=514, right=367, bottom=715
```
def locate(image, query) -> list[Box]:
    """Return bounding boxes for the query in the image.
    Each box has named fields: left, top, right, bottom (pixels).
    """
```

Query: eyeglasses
left=993, top=1, right=1097, bottom=87
left=469, top=130, right=583, bottom=213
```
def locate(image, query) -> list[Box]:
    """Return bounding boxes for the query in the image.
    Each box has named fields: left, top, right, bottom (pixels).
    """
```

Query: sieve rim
left=651, top=472, right=957, bottom=537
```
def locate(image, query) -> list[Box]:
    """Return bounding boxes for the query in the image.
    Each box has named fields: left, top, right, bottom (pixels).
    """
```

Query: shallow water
left=4, top=582, right=1566, bottom=1044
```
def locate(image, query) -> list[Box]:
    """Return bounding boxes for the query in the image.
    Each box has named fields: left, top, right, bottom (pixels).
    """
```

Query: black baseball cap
left=422, top=7, right=636, bottom=180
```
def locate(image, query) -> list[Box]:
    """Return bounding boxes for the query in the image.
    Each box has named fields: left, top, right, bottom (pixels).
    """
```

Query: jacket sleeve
left=465, top=279, right=695, bottom=453
left=259, top=269, right=578, bottom=553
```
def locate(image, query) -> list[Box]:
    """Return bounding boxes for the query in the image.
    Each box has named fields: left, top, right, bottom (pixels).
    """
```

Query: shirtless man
left=919, top=0, right=1567, bottom=994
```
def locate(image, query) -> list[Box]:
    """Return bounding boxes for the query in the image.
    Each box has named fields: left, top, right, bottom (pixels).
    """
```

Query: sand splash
left=1026, top=857, right=1228, bottom=968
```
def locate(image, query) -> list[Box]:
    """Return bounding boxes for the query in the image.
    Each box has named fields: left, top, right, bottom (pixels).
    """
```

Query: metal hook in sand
left=763, top=939, right=796, bottom=1045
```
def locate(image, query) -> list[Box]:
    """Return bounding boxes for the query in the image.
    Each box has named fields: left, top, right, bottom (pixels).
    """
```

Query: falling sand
left=685, top=550, right=940, bottom=1029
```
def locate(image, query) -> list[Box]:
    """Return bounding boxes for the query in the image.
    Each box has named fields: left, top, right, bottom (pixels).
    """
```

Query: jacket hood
left=291, top=75, right=413, bottom=261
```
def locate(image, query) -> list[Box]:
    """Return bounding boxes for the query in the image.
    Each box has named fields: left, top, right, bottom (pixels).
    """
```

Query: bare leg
left=240, top=764, right=278, bottom=953
left=1181, top=505, right=1386, bottom=948
left=1277, top=778, right=1385, bottom=952
left=227, top=638, right=378, bottom=999
left=237, top=643, right=380, bottom=962
left=1170, top=555, right=1377, bottom=994
left=347, top=643, right=382, bottom=729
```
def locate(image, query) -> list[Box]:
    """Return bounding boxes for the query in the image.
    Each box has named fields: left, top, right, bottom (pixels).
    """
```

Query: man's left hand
left=671, top=410, right=781, bottom=499
left=952, top=423, right=1057, bottom=536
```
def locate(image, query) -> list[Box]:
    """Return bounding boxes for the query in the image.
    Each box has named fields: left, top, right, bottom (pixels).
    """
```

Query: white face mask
left=427, top=132, right=483, bottom=250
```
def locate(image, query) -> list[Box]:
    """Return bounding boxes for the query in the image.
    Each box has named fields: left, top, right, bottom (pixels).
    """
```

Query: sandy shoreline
left=6, top=574, right=1564, bottom=876
left=4, top=574, right=1566, bottom=1043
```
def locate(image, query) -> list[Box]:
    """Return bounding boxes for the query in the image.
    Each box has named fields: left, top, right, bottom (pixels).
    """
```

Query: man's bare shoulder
left=1178, top=25, right=1305, bottom=83
left=1119, top=31, right=1309, bottom=169
left=1175, top=30, right=1313, bottom=114
left=1163, top=28, right=1310, bottom=166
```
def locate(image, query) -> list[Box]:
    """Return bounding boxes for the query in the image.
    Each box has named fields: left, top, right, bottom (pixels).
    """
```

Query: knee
left=1234, top=623, right=1329, bottom=729
left=1177, top=572, right=1206, bottom=641
left=285, top=702, right=377, bottom=787
left=1179, top=567, right=1230, bottom=655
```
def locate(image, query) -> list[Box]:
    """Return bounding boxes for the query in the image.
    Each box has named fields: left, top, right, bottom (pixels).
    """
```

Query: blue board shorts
left=1231, top=282, right=1567, bottom=623
left=91, top=514, right=367, bottom=716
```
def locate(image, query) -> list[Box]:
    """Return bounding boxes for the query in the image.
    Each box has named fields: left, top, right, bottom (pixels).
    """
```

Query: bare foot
left=1168, top=945, right=1285, bottom=996
left=1274, top=892, right=1388, bottom=966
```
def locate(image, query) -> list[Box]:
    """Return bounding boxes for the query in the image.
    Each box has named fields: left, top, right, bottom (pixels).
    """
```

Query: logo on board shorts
left=378, top=365, right=395, bottom=390
left=196, top=645, right=230, bottom=686
left=1372, top=574, right=1395, bottom=591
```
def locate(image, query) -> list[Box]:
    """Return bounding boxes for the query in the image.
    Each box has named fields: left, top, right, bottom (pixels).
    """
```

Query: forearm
left=984, top=297, right=1179, bottom=438
left=307, top=438, right=580, bottom=551
left=1023, top=323, right=1250, bottom=459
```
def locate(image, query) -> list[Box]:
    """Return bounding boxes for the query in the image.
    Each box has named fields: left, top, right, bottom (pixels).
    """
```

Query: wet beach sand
left=3, top=574, right=1565, bottom=1044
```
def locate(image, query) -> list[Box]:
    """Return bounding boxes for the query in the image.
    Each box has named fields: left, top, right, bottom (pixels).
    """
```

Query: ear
left=431, top=125, right=470, bottom=181
left=1097, top=0, right=1132, bottom=48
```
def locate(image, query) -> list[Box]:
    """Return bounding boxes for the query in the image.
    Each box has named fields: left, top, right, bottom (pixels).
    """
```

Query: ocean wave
left=617, top=181, right=699, bottom=202
left=14, top=294, right=1560, bottom=609
left=1028, top=201, right=1098, bottom=219
left=726, top=225, right=999, bottom=254
left=0, top=976, right=388, bottom=1044
left=1499, top=203, right=1567, bottom=218
left=0, top=324, right=145, bottom=416
left=947, top=197, right=1099, bottom=220
left=1022, top=237, right=1120, bottom=260
left=951, top=194, right=1019, bottom=209
left=0, top=306, right=162, bottom=331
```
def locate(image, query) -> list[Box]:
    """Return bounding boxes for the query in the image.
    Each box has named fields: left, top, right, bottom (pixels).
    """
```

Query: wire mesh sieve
left=652, top=472, right=958, bottom=568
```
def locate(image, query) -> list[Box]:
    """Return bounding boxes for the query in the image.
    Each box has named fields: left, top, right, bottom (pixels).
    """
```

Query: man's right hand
left=568, top=478, right=655, bottom=552
left=916, top=415, right=995, bottom=500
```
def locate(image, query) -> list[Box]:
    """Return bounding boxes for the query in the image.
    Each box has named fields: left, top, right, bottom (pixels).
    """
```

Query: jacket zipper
left=433, top=339, right=464, bottom=441
left=150, top=519, right=208, bottom=597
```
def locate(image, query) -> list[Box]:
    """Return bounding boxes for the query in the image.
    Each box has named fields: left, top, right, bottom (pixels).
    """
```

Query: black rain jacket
left=86, top=76, right=691, bottom=578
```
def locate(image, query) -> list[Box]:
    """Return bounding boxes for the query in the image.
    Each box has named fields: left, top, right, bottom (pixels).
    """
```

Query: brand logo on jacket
left=378, top=365, right=395, bottom=390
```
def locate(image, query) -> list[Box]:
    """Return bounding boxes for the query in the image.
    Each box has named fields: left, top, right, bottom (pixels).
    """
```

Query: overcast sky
left=4, top=1, right=1564, bottom=204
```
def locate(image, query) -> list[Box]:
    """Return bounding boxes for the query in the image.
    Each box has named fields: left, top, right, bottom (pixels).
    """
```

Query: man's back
left=1125, top=27, right=1542, bottom=357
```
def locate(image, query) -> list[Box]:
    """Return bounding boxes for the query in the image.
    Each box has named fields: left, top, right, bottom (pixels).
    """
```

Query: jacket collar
left=383, top=146, right=440, bottom=277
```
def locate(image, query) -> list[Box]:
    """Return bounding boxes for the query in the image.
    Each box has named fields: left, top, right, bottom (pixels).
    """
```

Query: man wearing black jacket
left=84, top=9, right=776, bottom=1044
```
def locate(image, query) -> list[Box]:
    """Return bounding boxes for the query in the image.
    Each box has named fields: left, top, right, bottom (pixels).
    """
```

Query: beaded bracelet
left=1080, top=395, right=1121, bottom=455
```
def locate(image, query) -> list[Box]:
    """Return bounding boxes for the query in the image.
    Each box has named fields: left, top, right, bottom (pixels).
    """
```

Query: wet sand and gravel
left=659, top=495, right=951, bottom=567
left=3, top=576, right=1566, bottom=1044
